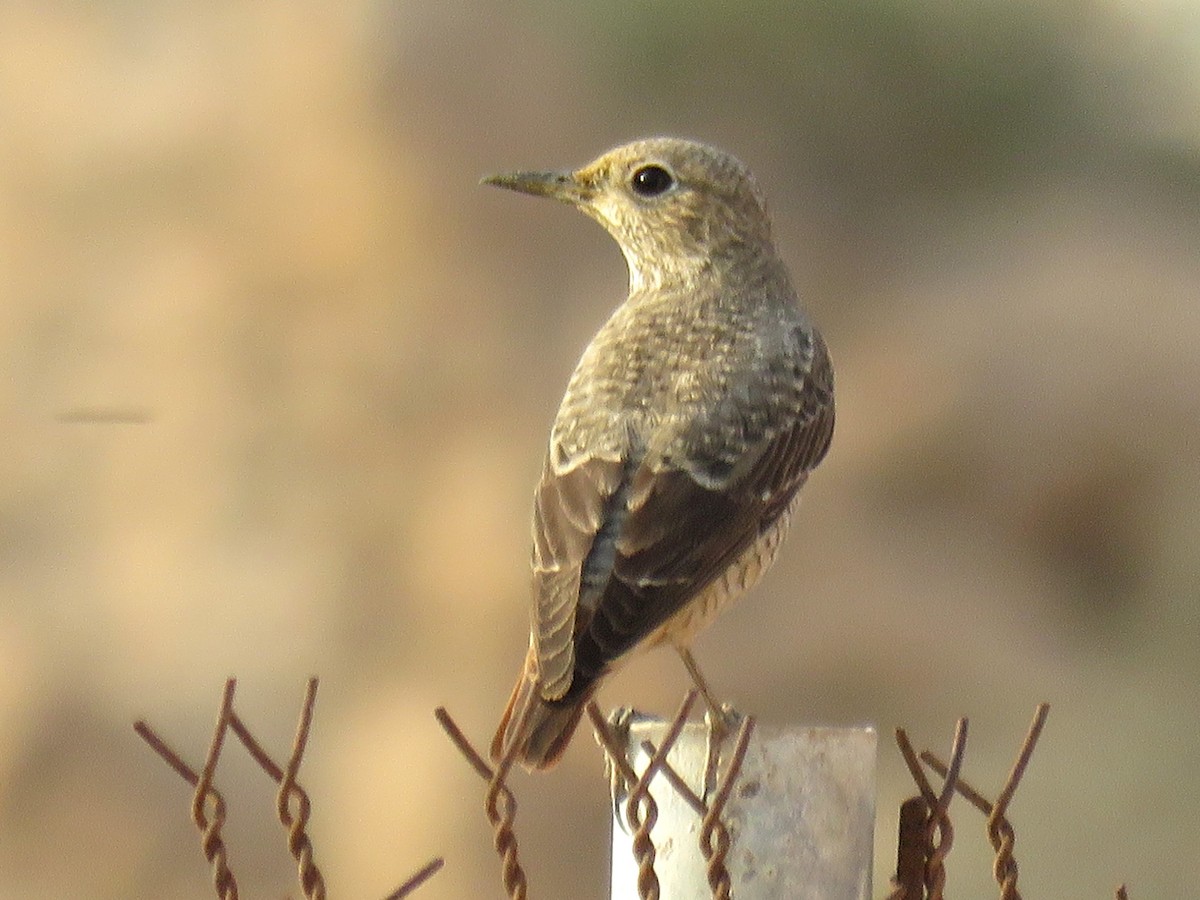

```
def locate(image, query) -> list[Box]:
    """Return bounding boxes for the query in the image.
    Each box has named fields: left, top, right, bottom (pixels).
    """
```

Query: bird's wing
left=529, top=453, right=625, bottom=700
left=578, top=331, right=834, bottom=673
left=532, top=329, right=834, bottom=699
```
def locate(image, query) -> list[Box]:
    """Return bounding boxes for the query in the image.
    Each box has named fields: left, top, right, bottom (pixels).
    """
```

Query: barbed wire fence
left=135, top=677, right=444, bottom=900
left=136, top=681, right=1130, bottom=899
left=434, top=689, right=757, bottom=900
left=434, top=698, right=1130, bottom=900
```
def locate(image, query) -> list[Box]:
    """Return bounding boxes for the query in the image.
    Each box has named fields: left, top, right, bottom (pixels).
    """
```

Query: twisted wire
left=487, top=741, right=527, bottom=899
left=637, top=740, right=708, bottom=817
left=588, top=691, right=699, bottom=899
left=193, top=680, right=240, bottom=900
left=895, top=718, right=968, bottom=900
left=987, top=702, right=1048, bottom=900
left=630, top=692, right=698, bottom=899
left=383, top=857, right=447, bottom=900
left=919, top=704, right=1050, bottom=900
left=139, top=679, right=441, bottom=900
left=895, top=728, right=945, bottom=900
left=435, top=707, right=528, bottom=900
left=133, top=679, right=239, bottom=900
left=698, top=715, right=754, bottom=900
left=888, top=796, right=930, bottom=899
left=228, top=678, right=326, bottom=900
left=589, top=707, right=659, bottom=899
left=278, top=678, right=325, bottom=900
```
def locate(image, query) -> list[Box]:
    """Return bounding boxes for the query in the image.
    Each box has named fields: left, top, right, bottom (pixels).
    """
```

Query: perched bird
left=486, top=137, right=834, bottom=771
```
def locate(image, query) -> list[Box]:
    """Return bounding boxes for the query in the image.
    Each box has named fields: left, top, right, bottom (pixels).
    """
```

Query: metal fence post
left=609, top=720, right=876, bottom=899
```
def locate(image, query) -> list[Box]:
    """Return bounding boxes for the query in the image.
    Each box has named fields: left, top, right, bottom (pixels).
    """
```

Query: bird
left=485, top=137, right=834, bottom=771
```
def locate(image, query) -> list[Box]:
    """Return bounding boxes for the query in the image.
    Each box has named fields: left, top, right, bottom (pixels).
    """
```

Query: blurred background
left=2, top=0, right=1198, bottom=897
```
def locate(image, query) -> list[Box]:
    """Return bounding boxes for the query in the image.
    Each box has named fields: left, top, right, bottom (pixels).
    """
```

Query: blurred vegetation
left=1, top=1, right=1198, bottom=898
left=526, top=0, right=1200, bottom=206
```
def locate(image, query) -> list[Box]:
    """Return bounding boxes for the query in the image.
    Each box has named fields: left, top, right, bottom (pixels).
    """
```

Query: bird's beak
left=482, top=170, right=593, bottom=205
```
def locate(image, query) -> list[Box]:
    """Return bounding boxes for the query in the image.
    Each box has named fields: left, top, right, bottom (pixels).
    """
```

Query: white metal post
left=610, top=720, right=876, bottom=899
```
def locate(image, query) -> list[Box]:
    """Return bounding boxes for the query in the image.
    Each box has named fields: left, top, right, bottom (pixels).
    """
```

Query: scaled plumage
left=486, top=138, right=834, bottom=769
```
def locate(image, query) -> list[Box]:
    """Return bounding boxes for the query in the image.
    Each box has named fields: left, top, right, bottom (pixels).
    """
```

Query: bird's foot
left=702, top=703, right=744, bottom=802
left=597, top=706, right=653, bottom=834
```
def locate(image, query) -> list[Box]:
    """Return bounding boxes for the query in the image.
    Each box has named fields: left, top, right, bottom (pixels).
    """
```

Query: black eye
left=630, top=164, right=674, bottom=197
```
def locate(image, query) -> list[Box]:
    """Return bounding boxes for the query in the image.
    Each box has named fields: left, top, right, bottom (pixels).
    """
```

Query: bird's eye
left=630, top=164, right=674, bottom=197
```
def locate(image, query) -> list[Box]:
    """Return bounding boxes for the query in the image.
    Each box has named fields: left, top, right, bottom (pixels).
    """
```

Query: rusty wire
left=890, top=796, right=929, bottom=900
left=134, top=679, right=240, bottom=900
left=487, top=737, right=527, bottom=900
left=589, top=692, right=700, bottom=900
left=920, top=703, right=1049, bottom=900
left=226, top=677, right=325, bottom=900
left=888, top=717, right=969, bottom=900
left=435, top=691, right=744, bottom=900
left=589, top=692, right=754, bottom=900
left=383, top=857, right=447, bottom=900
left=589, top=707, right=643, bottom=799
left=637, top=738, right=708, bottom=816
left=986, top=703, right=1049, bottom=899
left=697, top=715, right=755, bottom=900
left=138, top=678, right=441, bottom=900
left=434, top=706, right=528, bottom=900
left=431, top=697, right=1109, bottom=900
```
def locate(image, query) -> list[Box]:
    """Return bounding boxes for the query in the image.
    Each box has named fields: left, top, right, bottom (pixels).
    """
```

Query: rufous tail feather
left=491, top=649, right=596, bottom=771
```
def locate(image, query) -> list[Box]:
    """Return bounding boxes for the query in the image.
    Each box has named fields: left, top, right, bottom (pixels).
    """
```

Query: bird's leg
left=597, top=706, right=643, bottom=835
left=676, top=647, right=741, bottom=801
left=678, top=647, right=728, bottom=725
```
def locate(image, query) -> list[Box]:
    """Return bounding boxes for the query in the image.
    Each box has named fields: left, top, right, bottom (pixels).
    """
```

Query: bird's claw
left=703, top=702, right=743, bottom=741
left=701, top=703, right=743, bottom=802
left=598, top=706, right=649, bottom=835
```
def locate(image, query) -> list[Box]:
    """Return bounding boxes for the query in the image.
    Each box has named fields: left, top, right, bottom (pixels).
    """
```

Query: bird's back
left=487, top=136, right=834, bottom=770
left=535, top=257, right=832, bottom=691
left=552, top=259, right=814, bottom=471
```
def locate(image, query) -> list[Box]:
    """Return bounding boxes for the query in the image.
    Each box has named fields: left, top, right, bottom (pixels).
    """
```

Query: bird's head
left=483, top=137, right=776, bottom=292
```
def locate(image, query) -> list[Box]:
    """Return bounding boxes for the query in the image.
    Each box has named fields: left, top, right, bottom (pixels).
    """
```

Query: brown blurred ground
left=1, top=1, right=1198, bottom=898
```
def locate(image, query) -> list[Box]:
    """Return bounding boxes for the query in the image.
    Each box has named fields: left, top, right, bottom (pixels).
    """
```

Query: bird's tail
left=491, top=649, right=595, bottom=771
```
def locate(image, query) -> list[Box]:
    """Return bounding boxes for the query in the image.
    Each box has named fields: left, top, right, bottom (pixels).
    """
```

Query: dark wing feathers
left=530, top=455, right=624, bottom=699
left=531, top=330, right=834, bottom=701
